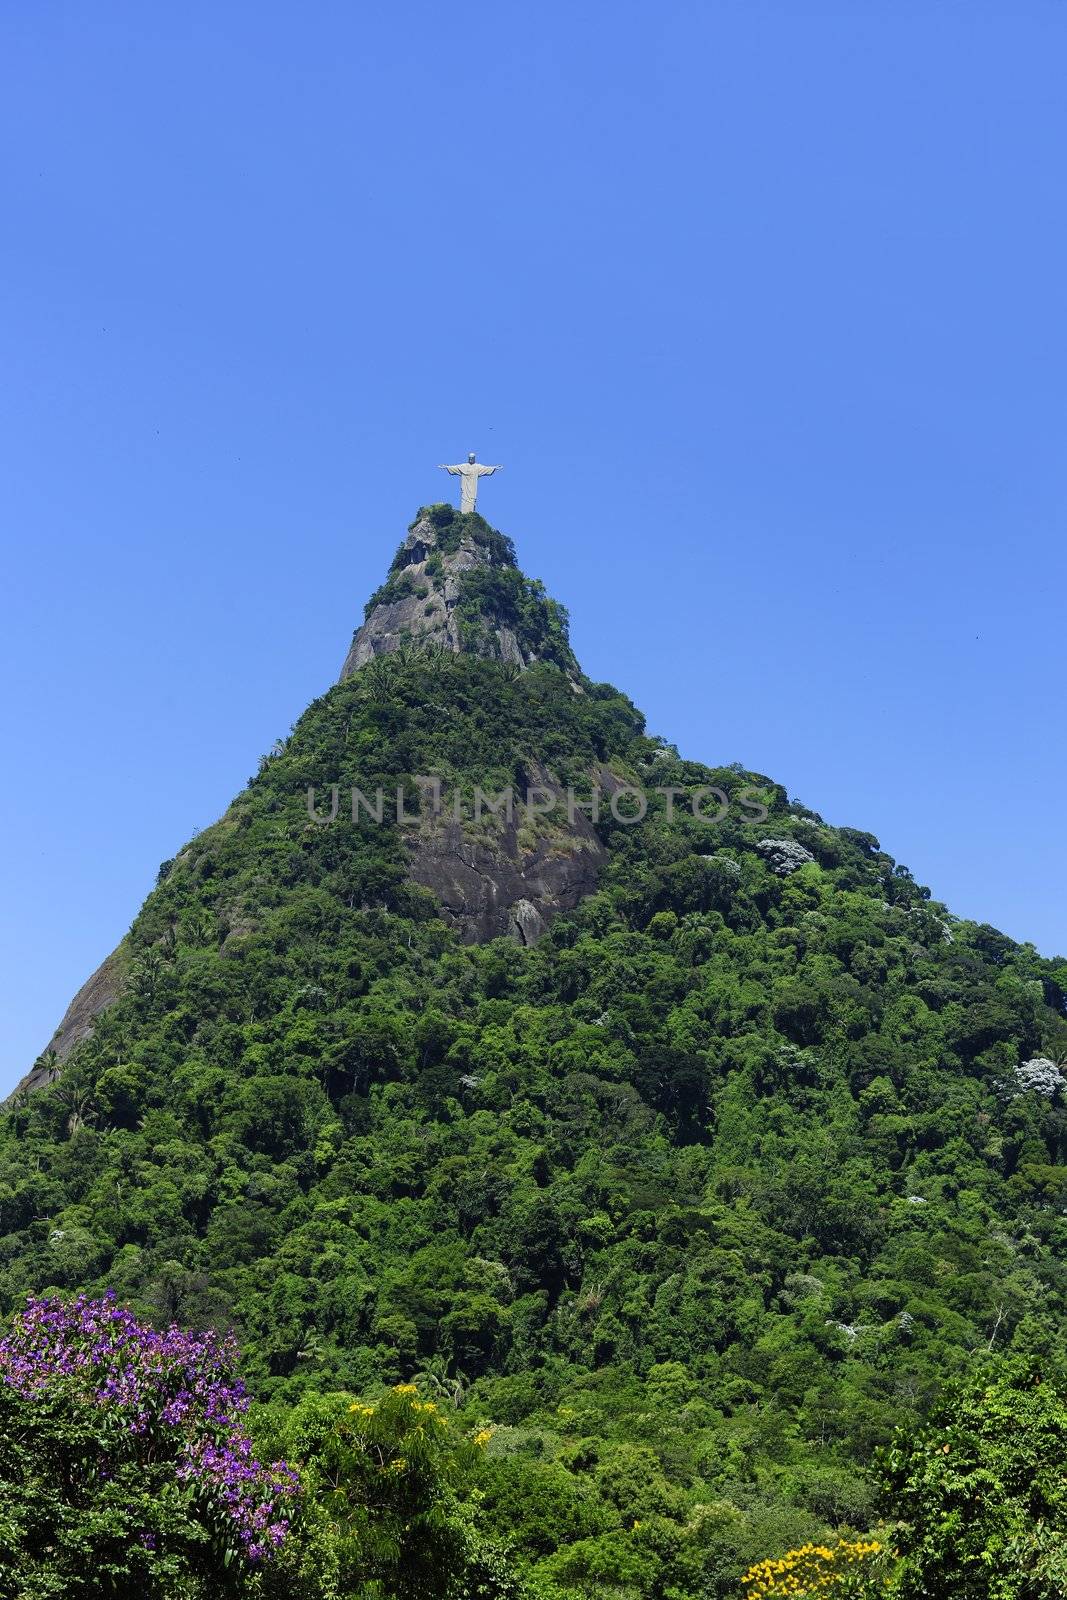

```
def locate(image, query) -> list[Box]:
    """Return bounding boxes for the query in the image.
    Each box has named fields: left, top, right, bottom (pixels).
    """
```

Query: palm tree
left=35, top=1048, right=60, bottom=1084
left=128, top=946, right=167, bottom=1003
left=54, top=1082, right=99, bottom=1139
left=414, top=1356, right=470, bottom=1407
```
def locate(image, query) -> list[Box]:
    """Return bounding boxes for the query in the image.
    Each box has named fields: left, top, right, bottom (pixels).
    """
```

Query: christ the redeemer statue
left=438, top=452, right=501, bottom=515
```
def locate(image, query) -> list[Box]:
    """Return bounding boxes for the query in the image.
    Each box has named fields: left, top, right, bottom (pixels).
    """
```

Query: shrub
left=741, top=1537, right=891, bottom=1598
left=0, top=1293, right=298, bottom=1595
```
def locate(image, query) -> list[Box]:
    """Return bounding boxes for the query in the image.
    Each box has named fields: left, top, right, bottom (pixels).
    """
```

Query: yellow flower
left=473, top=1428, right=493, bottom=1447
left=741, top=1536, right=887, bottom=1600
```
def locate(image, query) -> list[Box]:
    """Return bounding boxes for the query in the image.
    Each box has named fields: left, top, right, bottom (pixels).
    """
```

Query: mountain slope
left=3, top=509, right=1067, bottom=1590
left=14, top=505, right=581, bottom=1099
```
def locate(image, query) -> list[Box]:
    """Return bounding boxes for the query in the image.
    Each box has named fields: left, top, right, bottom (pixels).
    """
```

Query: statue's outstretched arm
left=479, top=465, right=501, bottom=476
left=438, top=464, right=461, bottom=475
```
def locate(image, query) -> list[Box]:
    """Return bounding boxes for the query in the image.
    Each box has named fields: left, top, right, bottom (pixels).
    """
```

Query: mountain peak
left=339, top=505, right=578, bottom=681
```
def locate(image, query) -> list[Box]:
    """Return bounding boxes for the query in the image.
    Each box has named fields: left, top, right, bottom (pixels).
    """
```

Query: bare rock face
left=342, top=515, right=524, bottom=678
left=339, top=508, right=576, bottom=681
left=7, top=944, right=126, bottom=1102
left=402, top=768, right=606, bottom=945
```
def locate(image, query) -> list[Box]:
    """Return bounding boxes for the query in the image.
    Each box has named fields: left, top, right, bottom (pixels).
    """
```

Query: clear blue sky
left=1, top=2, right=1064, bottom=1095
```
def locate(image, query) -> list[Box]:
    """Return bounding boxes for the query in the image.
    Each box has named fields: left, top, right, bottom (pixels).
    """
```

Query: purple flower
left=0, top=1293, right=299, bottom=1562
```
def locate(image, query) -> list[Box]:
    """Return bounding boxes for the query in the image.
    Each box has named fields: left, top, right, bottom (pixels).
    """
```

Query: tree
left=883, top=1361, right=1067, bottom=1598
left=0, top=1293, right=298, bottom=1597
left=740, top=1538, right=890, bottom=1599
left=256, top=1385, right=514, bottom=1600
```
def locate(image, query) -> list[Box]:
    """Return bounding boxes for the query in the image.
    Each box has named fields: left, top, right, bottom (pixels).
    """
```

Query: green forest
left=2, top=513, right=1067, bottom=1598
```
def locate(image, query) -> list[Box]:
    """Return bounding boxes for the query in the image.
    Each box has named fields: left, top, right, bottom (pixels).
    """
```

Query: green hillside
left=3, top=513, right=1066, bottom=1596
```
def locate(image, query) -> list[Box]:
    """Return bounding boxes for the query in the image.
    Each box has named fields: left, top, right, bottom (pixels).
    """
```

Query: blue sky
left=1, top=1, right=1064, bottom=1094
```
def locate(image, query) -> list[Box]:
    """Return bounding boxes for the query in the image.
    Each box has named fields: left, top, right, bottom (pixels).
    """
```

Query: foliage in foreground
left=741, top=1538, right=890, bottom=1598
left=0, top=1294, right=516, bottom=1599
left=6, top=1294, right=1067, bottom=1597
left=0, top=1293, right=297, bottom=1596
left=884, top=1362, right=1067, bottom=1599
left=254, top=1385, right=520, bottom=1600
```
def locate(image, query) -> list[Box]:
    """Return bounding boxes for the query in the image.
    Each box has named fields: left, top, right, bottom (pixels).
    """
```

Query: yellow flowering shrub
left=266, top=1385, right=484, bottom=1597
left=741, top=1538, right=890, bottom=1598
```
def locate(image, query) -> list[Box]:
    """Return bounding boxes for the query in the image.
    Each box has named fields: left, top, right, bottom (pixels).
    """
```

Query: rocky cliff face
left=403, top=761, right=610, bottom=946
left=11, top=946, right=126, bottom=1100
left=340, top=506, right=577, bottom=681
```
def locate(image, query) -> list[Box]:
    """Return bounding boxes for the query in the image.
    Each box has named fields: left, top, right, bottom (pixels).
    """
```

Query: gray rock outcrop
left=402, top=765, right=606, bottom=945
left=6, top=944, right=126, bottom=1103
left=340, top=510, right=568, bottom=680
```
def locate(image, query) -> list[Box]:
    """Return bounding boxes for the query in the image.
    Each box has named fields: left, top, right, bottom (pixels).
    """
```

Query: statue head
left=468, top=452, right=476, bottom=464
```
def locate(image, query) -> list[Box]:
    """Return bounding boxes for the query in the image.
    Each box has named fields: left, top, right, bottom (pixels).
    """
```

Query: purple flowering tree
left=0, top=1291, right=299, bottom=1593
